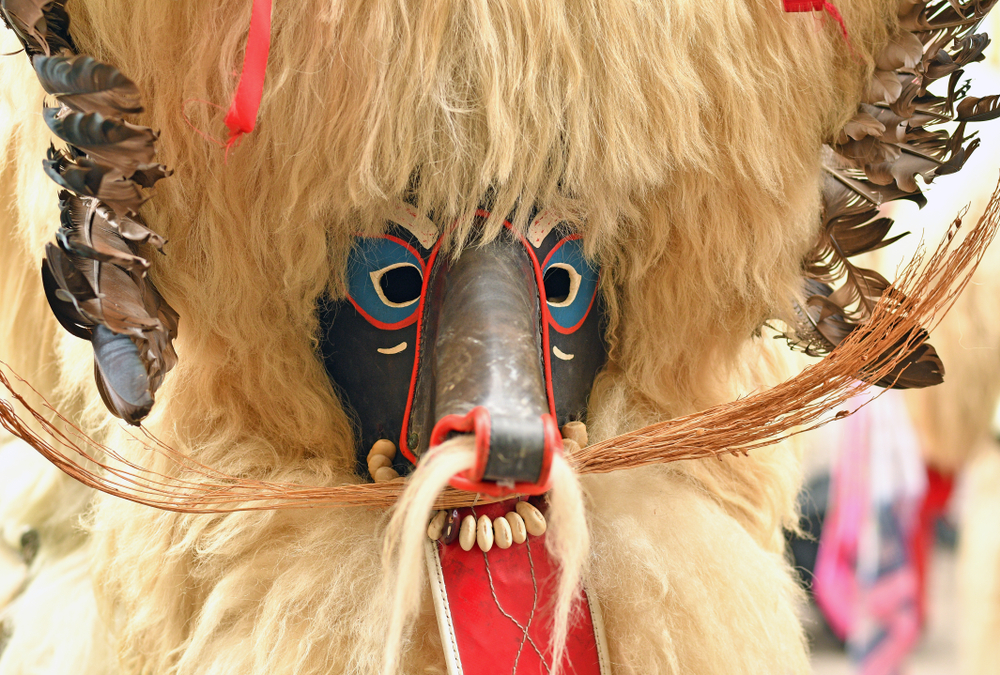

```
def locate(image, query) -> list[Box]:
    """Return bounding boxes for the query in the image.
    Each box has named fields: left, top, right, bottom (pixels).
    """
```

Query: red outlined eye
left=347, top=235, right=425, bottom=330
left=541, top=236, right=599, bottom=333
left=543, top=263, right=582, bottom=308
left=371, top=263, right=422, bottom=308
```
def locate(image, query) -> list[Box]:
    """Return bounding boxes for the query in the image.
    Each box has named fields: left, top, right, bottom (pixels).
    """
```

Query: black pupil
left=380, top=265, right=423, bottom=304
left=543, top=267, right=571, bottom=304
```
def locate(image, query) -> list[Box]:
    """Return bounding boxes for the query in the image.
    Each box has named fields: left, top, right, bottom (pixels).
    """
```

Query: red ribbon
left=223, top=0, right=273, bottom=149
left=784, top=0, right=851, bottom=45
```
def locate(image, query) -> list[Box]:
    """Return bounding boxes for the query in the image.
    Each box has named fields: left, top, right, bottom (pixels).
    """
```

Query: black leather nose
left=408, top=234, right=558, bottom=492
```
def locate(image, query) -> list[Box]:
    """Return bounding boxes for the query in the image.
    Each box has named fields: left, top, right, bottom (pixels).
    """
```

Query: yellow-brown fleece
left=0, top=1, right=903, bottom=673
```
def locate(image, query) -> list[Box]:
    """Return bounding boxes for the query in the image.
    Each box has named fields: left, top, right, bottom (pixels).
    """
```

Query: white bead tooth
left=368, top=454, right=392, bottom=474
left=459, top=515, right=477, bottom=551
left=505, top=512, right=527, bottom=544
left=476, top=515, right=494, bottom=552
left=373, top=466, right=399, bottom=483
left=515, top=501, right=547, bottom=536
left=560, top=421, right=588, bottom=447
left=493, top=516, right=513, bottom=549
left=427, top=510, right=447, bottom=540
left=368, top=439, right=397, bottom=461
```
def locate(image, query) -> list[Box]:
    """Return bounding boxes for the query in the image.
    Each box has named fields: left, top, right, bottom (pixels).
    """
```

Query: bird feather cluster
left=1, top=0, right=177, bottom=424
left=784, top=0, right=1000, bottom=388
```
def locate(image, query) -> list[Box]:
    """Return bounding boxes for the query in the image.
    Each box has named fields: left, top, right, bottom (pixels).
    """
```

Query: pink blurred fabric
left=813, top=390, right=926, bottom=675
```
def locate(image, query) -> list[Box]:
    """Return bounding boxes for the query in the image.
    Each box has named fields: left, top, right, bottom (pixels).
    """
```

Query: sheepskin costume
left=0, top=1, right=971, bottom=673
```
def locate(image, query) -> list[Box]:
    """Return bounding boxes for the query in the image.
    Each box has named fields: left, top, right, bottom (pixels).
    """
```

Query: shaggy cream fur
left=958, top=444, right=1000, bottom=675
left=0, top=1, right=903, bottom=673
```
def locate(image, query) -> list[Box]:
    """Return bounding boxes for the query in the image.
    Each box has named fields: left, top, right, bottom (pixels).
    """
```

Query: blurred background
left=797, top=11, right=1000, bottom=674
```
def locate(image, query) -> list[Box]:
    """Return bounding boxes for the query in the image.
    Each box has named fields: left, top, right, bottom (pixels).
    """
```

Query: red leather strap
left=784, top=0, right=825, bottom=9
left=224, top=0, right=273, bottom=148
left=430, top=500, right=607, bottom=675
left=783, top=0, right=851, bottom=45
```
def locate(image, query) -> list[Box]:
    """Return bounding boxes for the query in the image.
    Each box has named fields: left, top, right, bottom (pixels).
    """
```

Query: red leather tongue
left=427, top=499, right=608, bottom=675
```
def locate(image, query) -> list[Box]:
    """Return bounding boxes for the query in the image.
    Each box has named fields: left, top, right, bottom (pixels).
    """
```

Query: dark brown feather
left=41, top=258, right=93, bottom=340
left=862, top=330, right=945, bottom=389
left=43, top=145, right=146, bottom=214
left=57, top=193, right=150, bottom=273
left=43, top=107, right=158, bottom=177
left=956, top=94, right=1000, bottom=121
left=0, top=0, right=72, bottom=56
left=91, top=326, right=154, bottom=424
left=130, top=164, right=173, bottom=189
left=33, top=55, right=142, bottom=117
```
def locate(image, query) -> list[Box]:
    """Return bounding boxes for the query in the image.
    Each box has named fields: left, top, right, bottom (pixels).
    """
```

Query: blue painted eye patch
left=346, top=235, right=426, bottom=330
left=541, top=237, right=599, bottom=333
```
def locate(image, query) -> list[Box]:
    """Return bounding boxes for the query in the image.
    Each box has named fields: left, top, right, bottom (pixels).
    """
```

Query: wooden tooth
left=427, top=510, right=447, bottom=540
left=459, top=515, right=476, bottom=551
left=476, top=515, right=494, bottom=552
left=367, top=454, right=392, bottom=474
left=561, top=421, right=588, bottom=448
left=505, top=511, right=527, bottom=544
left=373, top=466, right=399, bottom=483
left=368, top=439, right=397, bottom=461
left=515, top=501, right=547, bottom=536
left=493, top=516, right=513, bottom=549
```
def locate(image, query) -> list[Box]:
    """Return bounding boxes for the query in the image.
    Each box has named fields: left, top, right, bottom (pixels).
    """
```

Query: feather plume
left=43, top=107, right=158, bottom=177
left=0, top=0, right=73, bottom=56
left=56, top=193, right=151, bottom=272
left=33, top=54, right=143, bottom=117
left=42, top=145, right=150, bottom=215
left=956, top=94, right=1000, bottom=121
left=5, top=0, right=179, bottom=423
left=781, top=0, right=1000, bottom=389
left=41, top=192, right=177, bottom=425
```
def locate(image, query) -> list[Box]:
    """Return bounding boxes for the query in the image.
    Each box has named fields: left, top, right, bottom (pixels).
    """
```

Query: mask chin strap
left=430, top=406, right=562, bottom=497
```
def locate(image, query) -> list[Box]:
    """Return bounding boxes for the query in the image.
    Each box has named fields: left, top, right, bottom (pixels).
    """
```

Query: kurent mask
left=319, top=208, right=607, bottom=495
left=4, top=0, right=983, bottom=515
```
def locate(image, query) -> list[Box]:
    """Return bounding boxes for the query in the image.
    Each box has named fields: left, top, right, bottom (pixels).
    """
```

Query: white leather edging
left=424, top=539, right=464, bottom=675
left=584, top=579, right=613, bottom=674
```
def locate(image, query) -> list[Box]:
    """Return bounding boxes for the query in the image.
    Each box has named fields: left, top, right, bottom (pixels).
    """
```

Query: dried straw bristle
left=2, top=182, right=999, bottom=512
